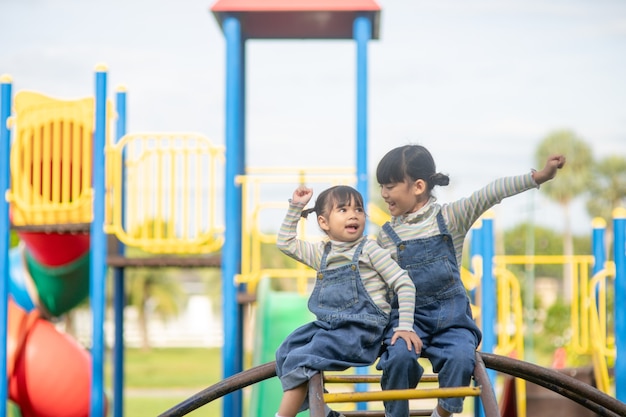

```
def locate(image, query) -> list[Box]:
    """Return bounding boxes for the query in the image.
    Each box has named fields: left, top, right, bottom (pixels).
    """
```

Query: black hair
left=301, top=185, right=365, bottom=219
left=376, top=144, right=450, bottom=191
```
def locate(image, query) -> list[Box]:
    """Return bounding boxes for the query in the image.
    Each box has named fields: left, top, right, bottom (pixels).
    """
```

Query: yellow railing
left=494, top=254, right=616, bottom=399
left=105, top=132, right=224, bottom=254
left=7, top=91, right=102, bottom=225
left=587, top=264, right=616, bottom=394
left=234, top=168, right=356, bottom=293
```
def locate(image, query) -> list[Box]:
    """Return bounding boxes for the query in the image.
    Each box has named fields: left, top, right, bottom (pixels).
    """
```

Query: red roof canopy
left=210, top=0, right=381, bottom=39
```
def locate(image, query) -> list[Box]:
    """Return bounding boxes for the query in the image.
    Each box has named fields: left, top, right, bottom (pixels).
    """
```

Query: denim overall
left=276, top=238, right=389, bottom=412
left=376, top=211, right=482, bottom=416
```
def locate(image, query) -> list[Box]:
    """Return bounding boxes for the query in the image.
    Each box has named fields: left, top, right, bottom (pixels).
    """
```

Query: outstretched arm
left=276, top=185, right=319, bottom=269
left=532, top=154, right=566, bottom=185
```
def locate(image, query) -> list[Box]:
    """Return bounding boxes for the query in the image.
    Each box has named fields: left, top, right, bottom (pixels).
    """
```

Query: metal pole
left=0, top=74, right=13, bottom=417
left=90, top=65, right=108, bottom=417
left=353, top=15, right=372, bottom=411
left=222, top=16, right=244, bottom=417
left=613, top=208, right=626, bottom=401
left=113, top=86, right=128, bottom=417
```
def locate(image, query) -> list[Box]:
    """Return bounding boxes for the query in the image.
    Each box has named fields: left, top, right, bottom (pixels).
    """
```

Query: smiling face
left=318, top=195, right=366, bottom=242
left=380, top=178, right=428, bottom=217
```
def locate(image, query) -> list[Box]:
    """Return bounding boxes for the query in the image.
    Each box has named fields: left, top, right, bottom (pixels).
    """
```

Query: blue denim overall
left=376, top=211, right=482, bottom=416
left=276, top=238, right=389, bottom=412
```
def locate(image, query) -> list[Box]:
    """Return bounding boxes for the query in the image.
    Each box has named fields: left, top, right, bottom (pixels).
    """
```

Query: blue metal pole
left=591, top=218, right=606, bottom=314
left=354, top=15, right=370, bottom=209
left=223, top=16, right=244, bottom=417
left=591, top=218, right=606, bottom=277
left=90, top=65, right=108, bottom=417
left=614, top=208, right=626, bottom=401
left=353, top=16, right=371, bottom=411
left=470, top=223, right=484, bottom=417
left=0, top=74, right=13, bottom=417
left=480, top=216, right=496, bottom=386
left=469, top=223, right=483, bottom=304
left=113, top=86, right=127, bottom=417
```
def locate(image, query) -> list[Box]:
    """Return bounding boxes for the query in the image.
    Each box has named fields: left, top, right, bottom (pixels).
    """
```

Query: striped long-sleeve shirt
left=277, top=201, right=416, bottom=332
left=377, top=172, right=539, bottom=266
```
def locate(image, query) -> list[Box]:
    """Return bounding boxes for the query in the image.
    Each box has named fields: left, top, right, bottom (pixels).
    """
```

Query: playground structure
left=1, top=2, right=626, bottom=417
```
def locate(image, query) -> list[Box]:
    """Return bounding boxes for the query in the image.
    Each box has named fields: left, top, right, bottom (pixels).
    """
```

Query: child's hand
left=391, top=330, right=423, bottom=354
left=292, top=185, right=313, bottom=205
left=533, top=154, right=566, bottom=185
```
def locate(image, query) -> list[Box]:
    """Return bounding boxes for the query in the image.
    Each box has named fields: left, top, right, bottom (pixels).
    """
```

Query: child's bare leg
left=277, top=383, right=308, bottom=417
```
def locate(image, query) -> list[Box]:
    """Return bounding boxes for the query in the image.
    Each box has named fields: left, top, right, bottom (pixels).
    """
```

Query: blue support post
left=354, top=15, right=370, bottom=207
left=469, top=222, right=483, bottom=303
left=353, top=15, right=372, bottom=411
left=614, top=208, right=626, bottom=401
left=222, top=16, right=244, bottom=417
left=0, top=74, right=13, bottom=417
left=591, top=218, right=606, bottom=312
left=470, top=223, right=483, bottom=417
left=470, top=219, right=493, bottom=417
left=90, top=65, right=108, bottom=417
left=113, top=86, right=128, bottom=417
left=591, top=218, right=606, bottom=277
left=480, top=216, right=496, bottom=384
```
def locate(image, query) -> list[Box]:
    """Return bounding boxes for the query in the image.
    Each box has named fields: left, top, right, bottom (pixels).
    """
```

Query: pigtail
left=430, top=172, right=450, bottom=187
left=301, top=208, right=316, bottom=219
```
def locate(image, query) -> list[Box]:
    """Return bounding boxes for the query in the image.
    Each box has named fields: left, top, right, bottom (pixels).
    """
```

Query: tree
left=127, top=266, right=185, bottom=351
left=125, top=219, right=188, bottom=351
left=586, top=155, right=626, bottom=253
left=535, top=130, right=593, bottom=299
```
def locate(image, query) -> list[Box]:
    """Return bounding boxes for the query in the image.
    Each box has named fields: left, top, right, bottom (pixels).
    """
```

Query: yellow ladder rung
left=323, top=374, right=438, bottom=384
left=323, top=386, right=482, bottom=403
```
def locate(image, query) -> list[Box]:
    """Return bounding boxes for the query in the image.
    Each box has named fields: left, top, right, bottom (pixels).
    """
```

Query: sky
left=1, top=0, right=625, bottom=235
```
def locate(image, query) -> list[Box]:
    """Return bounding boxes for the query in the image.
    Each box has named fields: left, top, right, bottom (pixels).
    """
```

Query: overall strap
left=351, top=238, right=368, bottom=263
left=435, top=209, right=450, bottom=235
left=319, top=241, right=333, bottom=271
left=382, top=222, right=402, bottom=245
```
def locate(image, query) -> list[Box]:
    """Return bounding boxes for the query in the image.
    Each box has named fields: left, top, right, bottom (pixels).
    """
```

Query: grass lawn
left=107, top=347, right=223, bottom=417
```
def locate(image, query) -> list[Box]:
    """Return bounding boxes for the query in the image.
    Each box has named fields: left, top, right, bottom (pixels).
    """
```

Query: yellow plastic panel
left=7, top=91, right=95, bottom=225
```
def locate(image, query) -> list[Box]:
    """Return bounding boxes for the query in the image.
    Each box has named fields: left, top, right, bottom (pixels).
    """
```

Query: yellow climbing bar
left=323, top=374, right=438, bottom=384
left=323, top=386, right=482, bottom=403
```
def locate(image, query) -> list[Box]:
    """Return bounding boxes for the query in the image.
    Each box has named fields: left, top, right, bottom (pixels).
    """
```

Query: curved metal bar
left=157, top=354, right=626, bottom=417
left=479, top=352, right=626, bottom=417
left=157, top=362, right=276, bottom=417
left=473, top=352, right=501, bottom=417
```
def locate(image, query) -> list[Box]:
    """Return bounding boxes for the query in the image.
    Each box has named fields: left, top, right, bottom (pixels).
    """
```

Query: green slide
left=248, top=278, right=314, bottom=417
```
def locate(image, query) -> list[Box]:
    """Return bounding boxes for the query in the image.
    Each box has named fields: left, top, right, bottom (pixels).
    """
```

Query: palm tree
left=586, top=155, right=626, bottom=253
left=127, top=267, right=186, bottom=351
left=535, top=130, right=593, bottom=299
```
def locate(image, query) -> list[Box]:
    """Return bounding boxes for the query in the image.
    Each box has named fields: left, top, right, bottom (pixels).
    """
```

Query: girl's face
left=318, top=197, right=365, bottom=242
left=380, top=179, right=427, bottom=217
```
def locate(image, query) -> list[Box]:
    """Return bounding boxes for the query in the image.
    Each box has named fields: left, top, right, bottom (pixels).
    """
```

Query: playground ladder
left=307, top=352, right=499, bottom=417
